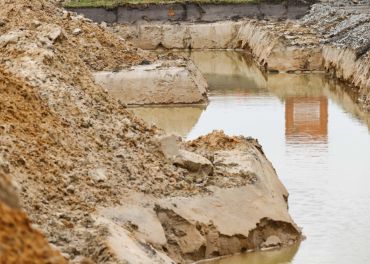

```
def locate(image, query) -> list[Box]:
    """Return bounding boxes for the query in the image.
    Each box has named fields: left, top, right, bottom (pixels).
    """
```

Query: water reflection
left=129, top=51, right=370, bottom=264
left=180, top=50, right=267, bottom=91
left=130, top=106, right=205, bottom=137
left=199, top=244, right=299, bottom=264
left=285, top=97, right=328, bottom=143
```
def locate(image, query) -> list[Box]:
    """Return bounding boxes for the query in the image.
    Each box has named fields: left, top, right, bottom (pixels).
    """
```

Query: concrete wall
left=67, top=1, right=315, bottom=24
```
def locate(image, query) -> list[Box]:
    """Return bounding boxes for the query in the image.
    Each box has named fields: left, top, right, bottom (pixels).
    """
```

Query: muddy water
left=131, top=51, right=370, bottom=264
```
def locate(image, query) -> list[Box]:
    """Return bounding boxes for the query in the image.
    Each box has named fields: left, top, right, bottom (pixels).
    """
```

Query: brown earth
left=0, top=201, right=67, bottom=264
left=0, top=170, right=65, bottom=263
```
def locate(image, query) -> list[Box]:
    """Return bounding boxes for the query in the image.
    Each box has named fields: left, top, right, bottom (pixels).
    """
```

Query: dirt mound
left=0, top=0, right=152, bottom=71
left=186, top=130, right=261, bottom=152
left=0, top=0, right=204, bottom=262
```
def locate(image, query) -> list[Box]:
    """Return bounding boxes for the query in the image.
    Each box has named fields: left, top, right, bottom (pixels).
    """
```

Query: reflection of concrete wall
left=285, top=97, right=328, bottom=141
left=130, top=106, right=204, bottom=137
left=268, top=73, right=370, bottom=131
left=182, top=51, right=267, bottom=91
left=267, top=73, right=327, bottom=98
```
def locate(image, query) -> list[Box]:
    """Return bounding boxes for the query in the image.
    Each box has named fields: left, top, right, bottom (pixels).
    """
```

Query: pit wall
left=67, top=1, right=315, bottom=24
left=116, top=21, right=323, bottom=72
left=322, top=47, right=370, bottom=110
left=116, top=21, right=369, bottom=110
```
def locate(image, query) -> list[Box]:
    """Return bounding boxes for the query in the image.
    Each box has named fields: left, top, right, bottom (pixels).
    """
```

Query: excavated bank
left=114, top=20, right=323, bottom=72
left=95, top=131, right=301, bottom=263
left=94, top=59, right=208, bottom=105
left=300, top=0, right=370, bottom=111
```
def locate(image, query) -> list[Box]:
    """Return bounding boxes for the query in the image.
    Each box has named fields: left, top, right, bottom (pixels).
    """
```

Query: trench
left=129, top=51, right=370, bottom=264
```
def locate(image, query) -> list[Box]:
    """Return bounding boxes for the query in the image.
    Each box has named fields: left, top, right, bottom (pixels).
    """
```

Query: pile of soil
left=0, top=0, right=202, bottom=262
left=0, top=0, right=274, bottom=262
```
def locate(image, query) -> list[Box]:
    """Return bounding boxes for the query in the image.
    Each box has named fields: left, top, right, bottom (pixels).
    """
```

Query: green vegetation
left=64, top=0, right=261, bottom=9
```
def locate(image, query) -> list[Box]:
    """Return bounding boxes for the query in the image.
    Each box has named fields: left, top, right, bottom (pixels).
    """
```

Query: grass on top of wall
left=64, top=0, right=263, bottom=8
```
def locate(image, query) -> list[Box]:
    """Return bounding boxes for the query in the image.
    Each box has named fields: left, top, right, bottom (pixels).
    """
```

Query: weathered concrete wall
left=94, top=60, right=208, bottom=105
left=67, top=1, right=315, bottom=23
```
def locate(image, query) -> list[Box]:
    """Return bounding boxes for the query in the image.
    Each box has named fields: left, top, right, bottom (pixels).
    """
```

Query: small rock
left=0, top=154, right=10, bottom=173
left=139, top=60, right=151, bottom=65
left=66, top=185, right=75, bottom=194
left=100, top=22, right=107, bottom=28
left=71, top=256, right=95, bottom=264
left=175, top=150, right=213, bottom=176
left=61, top=253, right=70, bottom=260
left=62, top=11, right=70, bottom=20
left=89, top=168, right=107, bottom=183
left=32, top=20, right=41, bottom=28
left=72, top=28, right=82, bottom=36
left=46, top=25, right=62, bottom=42
left=156, top=134, right=181, bottom=159
left=0, top=32, right=23, bottom=47
left=261, top=235, right=281, bottom=248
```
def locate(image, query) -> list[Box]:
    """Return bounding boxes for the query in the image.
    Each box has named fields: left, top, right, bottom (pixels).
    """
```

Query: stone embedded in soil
left=174, top=149, right=213, bottom=176
left=261, top=235, right=282, bottom=248
left=89, top=168, right=107, bottom=183
left=157, top=134, right=181, bottom=159
left=157, top=133, right=214, bottom=175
